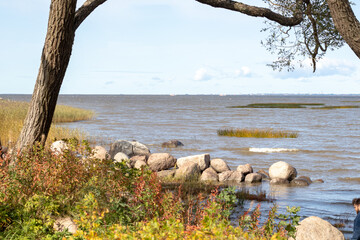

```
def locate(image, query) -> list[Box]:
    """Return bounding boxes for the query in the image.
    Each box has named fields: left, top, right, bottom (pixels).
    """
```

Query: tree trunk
left=327, top=0, right=360, bottom=58
left=16, top=0, right=77, bottom=151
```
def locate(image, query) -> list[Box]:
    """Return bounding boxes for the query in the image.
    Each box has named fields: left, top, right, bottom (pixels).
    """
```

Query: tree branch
left=195, top=0, right=304, bottom=26
left=75, top=0, right=107, bottom=30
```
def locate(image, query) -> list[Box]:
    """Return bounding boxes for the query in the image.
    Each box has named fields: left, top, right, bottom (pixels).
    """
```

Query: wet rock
left=175, top=162, right=201, bottom=181
left=91, top=146, right=109, bottom=160
left=53, top=217, right=77, bottom=234
left=228, top=171, right=245, bottom=183
left=291, top=178, right=310, bottom=186
left=114, top=152, right=129, bottom=163
left=269, top=161, right=297, bottom=181
left=237, top=164, right=253, bottom=176
left=245, top=173, right=263, bottom=183
left=161, top=140, right=184, bottom=148
left=134, top=160, right=147, bottom=169
left=297, top=176, right=312, bottom=184
left=50, top=140, right=68, bottom=155
left=177, top=153, right=210, bottom=171
left=200, top=167, right=219, bottom=182
left=147, top=153, right=176, bottom=172
left=109, top=140, right=150, bottom=158
left=210, top=158, right=230, bottom=173
left=270, top=178, right=290, bottom=185
left=257, top=169, right=270, bottom=179
left=292, top=216, right=344, bottom=240
left=156, top=169, right=176, bottom=179
left=218, top=171, right=233, bottom=182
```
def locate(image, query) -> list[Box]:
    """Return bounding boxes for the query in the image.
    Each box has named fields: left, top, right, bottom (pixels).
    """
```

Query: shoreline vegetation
left=0, top=99, right=94, bottom=146
left=217, top=128, right=298, bottom=138
left=0, top=140, right=299, bottom=239
left=228, top=102, right=360, bottom=109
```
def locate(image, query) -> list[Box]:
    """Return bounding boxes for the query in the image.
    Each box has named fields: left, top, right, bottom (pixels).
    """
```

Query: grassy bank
left=218, top=128, right=298, bottom=138
left=0, top=99, right=94, bottom=145
left=0, top=141, right=299, bottom=239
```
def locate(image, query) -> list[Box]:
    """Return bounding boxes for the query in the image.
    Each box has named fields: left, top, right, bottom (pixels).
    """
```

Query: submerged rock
left=270, top=178, right=289, bottom=185
left=257, top=169, right=270, bottom=179
left=269, top=161, right=297, bottom=181
left=291, top=178, right=310, bottom=186
left=297, top=175, right=312, bottom=184
left=161, top=140, right=184, bottom=148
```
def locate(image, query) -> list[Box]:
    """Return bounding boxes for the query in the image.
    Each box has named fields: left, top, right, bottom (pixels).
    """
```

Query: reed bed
left=217, top=128, right=298, bottom=138
left=228, top=103, right=324, bottom=109
left=0, top=99, right=94, bottom=145
left=312, top=105, right=360, bottom=110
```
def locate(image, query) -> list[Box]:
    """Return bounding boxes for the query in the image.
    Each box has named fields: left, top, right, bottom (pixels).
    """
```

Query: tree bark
left=327, top=0, right=360, bottom=58
left=16, top=0, right=107, bottom=152
left=16, top=0, right=77, bottom=151
left=195, top=0, right=304, bottom=26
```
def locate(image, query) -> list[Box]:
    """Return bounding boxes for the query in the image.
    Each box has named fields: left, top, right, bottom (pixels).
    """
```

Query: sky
left=0, top=0, right=359, bottom=95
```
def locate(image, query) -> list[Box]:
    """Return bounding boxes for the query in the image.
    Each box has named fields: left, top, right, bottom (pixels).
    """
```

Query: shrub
left=0, top=141, right=300, bottom=239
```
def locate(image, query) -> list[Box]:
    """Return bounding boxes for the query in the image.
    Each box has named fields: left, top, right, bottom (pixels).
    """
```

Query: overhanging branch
left=195, top=0, right=304, bottom=26
left=75, top=0, right=107, bottom=30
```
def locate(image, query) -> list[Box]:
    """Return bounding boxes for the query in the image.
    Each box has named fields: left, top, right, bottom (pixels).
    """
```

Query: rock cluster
left=50, top=140, right=321, bottom=186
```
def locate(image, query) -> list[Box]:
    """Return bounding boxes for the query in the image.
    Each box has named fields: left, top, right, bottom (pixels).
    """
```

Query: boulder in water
left=161, top=140, right=184, bottom=148
left=269, top=161, right=297, bottom=181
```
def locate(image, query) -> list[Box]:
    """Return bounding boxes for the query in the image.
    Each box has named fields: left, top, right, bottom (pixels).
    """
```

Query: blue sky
left=0, top=0, right=359, bottom=94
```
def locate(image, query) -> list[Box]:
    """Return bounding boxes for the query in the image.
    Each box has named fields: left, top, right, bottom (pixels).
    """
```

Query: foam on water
left=249, top=148, right=299, bottom=153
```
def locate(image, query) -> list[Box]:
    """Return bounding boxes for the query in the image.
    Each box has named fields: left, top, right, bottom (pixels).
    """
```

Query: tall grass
left=0, top=99, right=94, bottom=146
left=217, top=128, right=298, bottom=138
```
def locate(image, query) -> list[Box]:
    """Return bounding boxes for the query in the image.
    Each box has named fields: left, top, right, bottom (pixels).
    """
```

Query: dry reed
left=0, top=99, right=94, bottom=146
left=217, top=128, right=298, bottom=138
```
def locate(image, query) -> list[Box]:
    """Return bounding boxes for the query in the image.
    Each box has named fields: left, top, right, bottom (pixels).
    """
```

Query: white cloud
left=235, top=66, right=251, bottom=77
left=194, top=68, right=212, bottom=81
left=274, top=57, right=358, bottom=80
